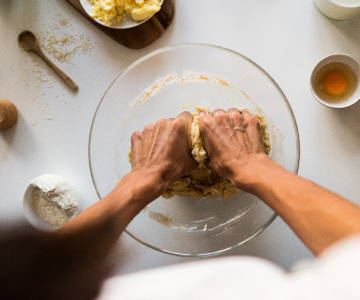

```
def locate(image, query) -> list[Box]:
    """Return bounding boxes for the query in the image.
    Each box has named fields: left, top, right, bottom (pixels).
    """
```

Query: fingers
left=156, top=118, right=167, bottom=127
left=129, top=111, right=199, bottom=182
left=198, top=110, right=211, bottom=128
left=143, top=123, right=155, bottom=135
left=176, top=111, right=193, bottom=122
left=198, top=110, right=212, bottom=133
left=241, top=110, right=252, bottom=123
left=176, top=111, right=193, bottom=132
left=242, top=110, right=258, bottom=129
left=130, top=131, right=142, bottom=169
left=199, top=108, right=239, bottom=134
left=142, top=123, right=156, bottom=152
left=173, top=111, right=192, bottom=147
left=212, top=109, right=228, bottom=126
left=131, top=130, right=141, bottom=143
left=153, top=118, right=170, bottom=139
left=136, top=112, right=192, bottom=142
left=199, top=110, right=207, bottom=118
left=198, top=111, right=216, bottom=159
left=243, top=112, right=266, bottom=153
left=199, top=108, right=246, bottom=129
left=227, top=108, right=243, bottom=128
left=213, top=109, right=226, bottom=116
left=176, top=111, right=193, bottom=129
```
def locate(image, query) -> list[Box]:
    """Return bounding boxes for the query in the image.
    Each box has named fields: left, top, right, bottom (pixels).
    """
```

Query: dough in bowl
left=162, top=109, right=270, bottom=199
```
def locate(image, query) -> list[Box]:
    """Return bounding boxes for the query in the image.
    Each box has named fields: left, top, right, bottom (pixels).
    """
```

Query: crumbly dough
left=90, top=0, right=162, bottom=25
left=162, top=109, right=270, bottom=199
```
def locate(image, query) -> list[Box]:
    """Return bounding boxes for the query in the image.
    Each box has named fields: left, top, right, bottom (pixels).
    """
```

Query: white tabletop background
left=1, top=0, right=360, bottom=276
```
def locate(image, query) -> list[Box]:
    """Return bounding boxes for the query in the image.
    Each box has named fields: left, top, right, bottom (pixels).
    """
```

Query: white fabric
left=98, top=236, right=360, bottom=300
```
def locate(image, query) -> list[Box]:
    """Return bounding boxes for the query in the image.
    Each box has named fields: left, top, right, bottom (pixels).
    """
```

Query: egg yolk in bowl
left=323, top=71, right=348, bottom=96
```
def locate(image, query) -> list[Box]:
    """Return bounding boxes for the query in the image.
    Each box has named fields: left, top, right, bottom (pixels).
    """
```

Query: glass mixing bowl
left=89, top=44, right=300, bottom=257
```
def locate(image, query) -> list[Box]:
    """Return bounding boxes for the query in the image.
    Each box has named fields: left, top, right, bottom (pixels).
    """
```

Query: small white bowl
left=310, top=54, right=360, bottom=108
left=23, top=174, right=81, bottom=231
left=80, top=0, right=162, bottom=29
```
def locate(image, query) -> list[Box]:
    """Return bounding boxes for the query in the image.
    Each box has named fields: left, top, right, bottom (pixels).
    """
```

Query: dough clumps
left=162, top=109, right=270, bottom=199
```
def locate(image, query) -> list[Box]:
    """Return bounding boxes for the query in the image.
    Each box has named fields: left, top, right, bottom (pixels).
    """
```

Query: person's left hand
left=130, top=111, right=196, bottom=192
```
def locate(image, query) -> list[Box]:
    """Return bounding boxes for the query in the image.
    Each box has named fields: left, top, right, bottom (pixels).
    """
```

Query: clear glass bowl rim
left=88, top=43, right=301, bottom=257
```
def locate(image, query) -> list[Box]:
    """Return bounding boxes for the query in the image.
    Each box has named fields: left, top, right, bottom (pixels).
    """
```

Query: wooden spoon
left=18, top=31, right=79, bottom=92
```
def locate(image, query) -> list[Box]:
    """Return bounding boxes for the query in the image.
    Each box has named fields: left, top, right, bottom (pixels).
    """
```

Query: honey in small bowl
left=314, top=62, right=358, bottom=103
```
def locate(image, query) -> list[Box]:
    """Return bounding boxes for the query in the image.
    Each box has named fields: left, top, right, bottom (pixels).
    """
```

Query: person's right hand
left=199, top=109, right=268, bottom=190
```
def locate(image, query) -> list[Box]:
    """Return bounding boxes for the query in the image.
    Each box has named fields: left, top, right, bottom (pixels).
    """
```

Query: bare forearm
left=233, top=157, right=360, bottom=255
left=3, top=171, right=164, bottom=300
left=55, top=169, right=165, bottom=259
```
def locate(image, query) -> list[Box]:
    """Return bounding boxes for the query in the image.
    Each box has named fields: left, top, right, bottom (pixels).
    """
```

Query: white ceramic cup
left=314, top=0, right=360, bottom=20
left=310, top=54, right=360, bottom=108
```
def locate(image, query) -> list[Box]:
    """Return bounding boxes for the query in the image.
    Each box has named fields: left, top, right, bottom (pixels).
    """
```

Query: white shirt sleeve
left=98, top=236, right=360, bottom=300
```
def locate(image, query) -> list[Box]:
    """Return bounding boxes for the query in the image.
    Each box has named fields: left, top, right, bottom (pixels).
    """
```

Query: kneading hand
left=131, top=111, right=196, bottom=192
left=199, top=109, right=267, bottom=190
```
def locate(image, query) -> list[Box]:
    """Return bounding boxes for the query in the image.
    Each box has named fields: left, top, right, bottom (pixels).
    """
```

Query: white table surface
left=1, top=0, right=360, bottom=276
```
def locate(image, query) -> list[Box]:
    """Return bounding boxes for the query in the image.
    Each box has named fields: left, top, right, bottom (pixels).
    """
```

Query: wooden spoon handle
left=35, top=49, right=79, bottom=92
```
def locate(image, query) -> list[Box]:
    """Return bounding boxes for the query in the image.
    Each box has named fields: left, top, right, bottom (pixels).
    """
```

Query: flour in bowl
left=29, top=174, right=80, bottom=227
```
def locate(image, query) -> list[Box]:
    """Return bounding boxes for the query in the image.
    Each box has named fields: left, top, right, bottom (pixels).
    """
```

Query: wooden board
left=64, top=0, right=174, bottom=49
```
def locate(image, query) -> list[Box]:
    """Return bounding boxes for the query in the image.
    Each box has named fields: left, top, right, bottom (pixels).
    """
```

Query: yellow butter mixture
left=90, top=0, right=162, bottom=25
left=161, top=109, right=271, bottom=199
